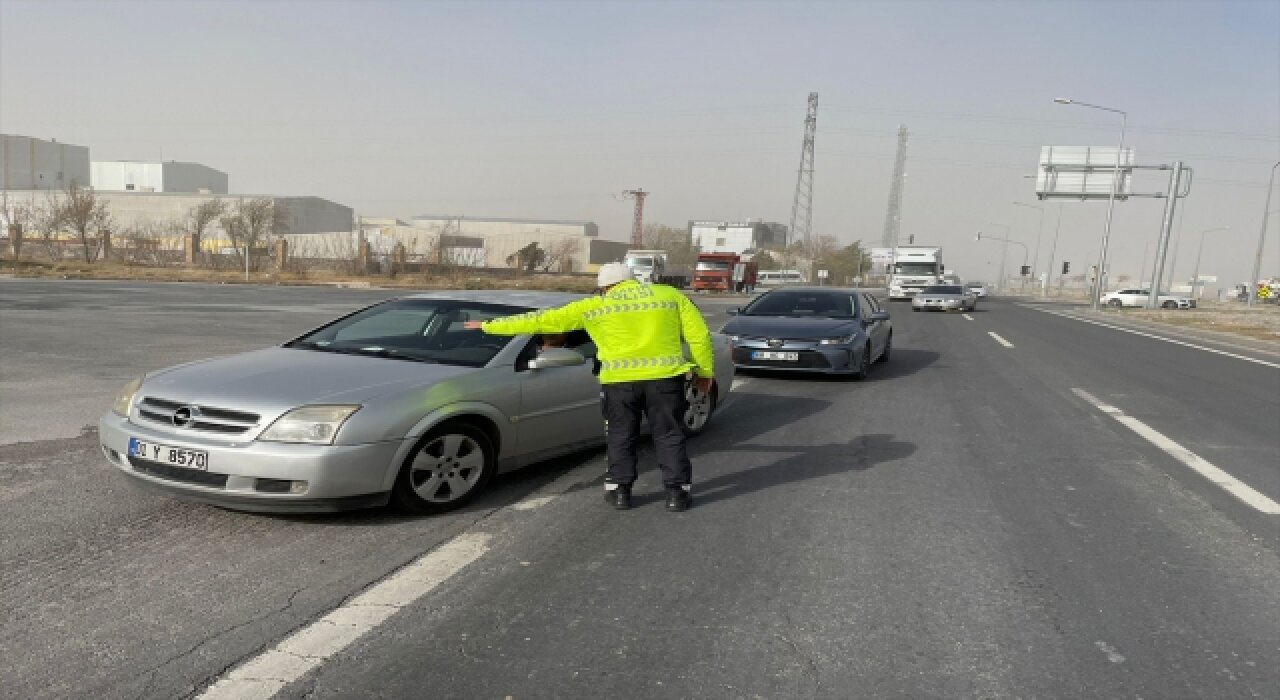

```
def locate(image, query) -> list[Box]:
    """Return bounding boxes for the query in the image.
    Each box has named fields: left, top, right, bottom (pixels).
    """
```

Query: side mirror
left=726, top=308, right=740, bottom=315
left=527, top=347, right=586, bottom=370
left=869, top=310, right=891, bottom=322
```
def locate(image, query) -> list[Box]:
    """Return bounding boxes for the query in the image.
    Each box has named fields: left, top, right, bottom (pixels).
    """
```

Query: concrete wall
left=1, top=190, right=352, bottom=236
left=91, top=161, right=229, bottom=193
left=409, top=215, right=599, bottom=239
left=1, top=135, right=90, bottom=190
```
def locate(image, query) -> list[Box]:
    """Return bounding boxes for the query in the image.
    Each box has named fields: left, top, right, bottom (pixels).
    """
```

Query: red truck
left=692, top=252, right=759, bottom=293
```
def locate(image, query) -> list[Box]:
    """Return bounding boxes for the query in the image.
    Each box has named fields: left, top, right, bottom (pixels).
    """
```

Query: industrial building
left=91, top=160, right=228, bottom=194
left=689, top=219, right=787, bottom=255
left=1, top=134, right=90, bottom=190
left=408, top=215, right=599, bottom=239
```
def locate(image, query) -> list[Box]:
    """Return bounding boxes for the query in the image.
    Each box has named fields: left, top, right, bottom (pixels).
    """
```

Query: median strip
left=1073, top=389, right=1280, bottom=515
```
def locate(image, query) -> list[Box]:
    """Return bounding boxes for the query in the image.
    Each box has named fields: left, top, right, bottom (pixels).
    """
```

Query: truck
left=692, top=252, right=758, bottom=293
left=887, top=246, right=945, bottom=301
left=622, top=249, right=691, bottom=288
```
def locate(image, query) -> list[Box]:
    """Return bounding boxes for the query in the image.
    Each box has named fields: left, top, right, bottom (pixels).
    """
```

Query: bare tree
left=59, top=183, right=114, bottom=262
left=30, top=192, right=66, bottom=259
left=539, top=238, right=580, bottom=273
left=220, top=197, right=287, bottom=272
left=186, top=198, right=227, bottom=238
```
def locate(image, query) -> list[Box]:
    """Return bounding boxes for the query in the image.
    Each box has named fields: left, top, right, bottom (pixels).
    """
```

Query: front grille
left=137, top=397, right=260, bottom=435
left=131, top=457, right=229, bottom=488
left=733, top=348, right=831, bottom=369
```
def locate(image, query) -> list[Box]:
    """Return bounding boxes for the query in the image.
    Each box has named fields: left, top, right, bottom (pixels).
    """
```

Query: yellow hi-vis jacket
left=480, top=280, right=715, bottom=385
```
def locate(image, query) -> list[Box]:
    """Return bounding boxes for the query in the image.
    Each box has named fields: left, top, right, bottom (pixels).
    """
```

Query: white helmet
left=597, top=262, right=634, bottom=288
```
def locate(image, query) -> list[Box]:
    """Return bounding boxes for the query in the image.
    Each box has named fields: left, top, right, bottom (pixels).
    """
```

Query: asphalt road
left=1, top=279, right=1277, bottom=699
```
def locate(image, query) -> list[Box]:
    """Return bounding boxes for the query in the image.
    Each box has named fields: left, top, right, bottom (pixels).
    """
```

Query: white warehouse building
left=689, top=219, right=786, bottom=255
left=1, top=134, right=90, bottom=191
left=91, top=160, right=228, bottom=194
left=408, top=215, right=599, bottom=239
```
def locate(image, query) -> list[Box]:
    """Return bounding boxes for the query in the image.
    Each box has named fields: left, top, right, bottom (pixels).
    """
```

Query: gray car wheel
left=683, top=381, right=717, bottom=436
left=852, top=344, right=872, bottom=380
left=877, top=333, right=892, bottom=363
left=392, top=422, right=496, bottom=514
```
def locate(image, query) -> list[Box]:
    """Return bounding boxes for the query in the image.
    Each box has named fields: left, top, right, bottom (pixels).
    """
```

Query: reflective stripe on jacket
left=480, top=281, right=715, bottom=385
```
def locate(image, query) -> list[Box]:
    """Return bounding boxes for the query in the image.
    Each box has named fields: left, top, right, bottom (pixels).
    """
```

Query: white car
left=1101, top=288, right=1196, bottom=309
left=963, top=282, right=988, bottom=298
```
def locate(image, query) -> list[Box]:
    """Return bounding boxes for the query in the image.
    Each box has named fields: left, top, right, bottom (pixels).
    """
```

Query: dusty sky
left=2, top=0, right=1277, bottom=285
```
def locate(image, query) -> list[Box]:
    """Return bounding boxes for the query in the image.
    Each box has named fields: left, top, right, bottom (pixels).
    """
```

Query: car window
left=922, top=286, right=963, bottom=294
left=742, top=291, right=854, bottom=317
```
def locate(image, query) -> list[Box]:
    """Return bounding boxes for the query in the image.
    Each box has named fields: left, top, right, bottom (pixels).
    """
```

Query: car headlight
left=112, top=375, right=145, bottom=417
left=259, top=405, right=360, bottom=445
left=819, top=335, right=856, bottom=345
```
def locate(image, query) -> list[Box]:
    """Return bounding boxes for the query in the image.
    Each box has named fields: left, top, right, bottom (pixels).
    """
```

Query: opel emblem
left=172, top=405, right=202, bottom=428
left=767, top=338, right=783, bottom=348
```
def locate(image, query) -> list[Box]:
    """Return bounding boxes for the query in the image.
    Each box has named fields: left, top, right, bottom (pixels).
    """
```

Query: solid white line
left=962, top=314, right=974, bottom=321
left=1073, top=388, right=1280, bottom=514
left=988, top=331, right=1014, bottom=348
left=198, top=533, right=492, bottom=699
left=1028, top=306, right=1280, bottom=369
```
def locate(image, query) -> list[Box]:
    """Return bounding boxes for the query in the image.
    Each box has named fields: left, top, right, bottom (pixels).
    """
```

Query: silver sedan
left=911, top=285, right=977, bottom=312
left=99, top=291, right=735, bottom=514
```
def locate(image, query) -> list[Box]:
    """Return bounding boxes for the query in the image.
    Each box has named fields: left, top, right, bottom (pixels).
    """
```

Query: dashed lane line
left=962, top=314, right=974, bottom=321
left=1025, top=306, right=1280, bottom=369
left=988, top=332, right=1014, bottom=348
left=1073, top=388, right=1280, bottom=515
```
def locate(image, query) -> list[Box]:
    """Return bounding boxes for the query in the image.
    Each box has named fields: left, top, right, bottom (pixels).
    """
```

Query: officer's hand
left=692, top=376, right=713, bottom=395
left=463, top=321, right=484, bottom=330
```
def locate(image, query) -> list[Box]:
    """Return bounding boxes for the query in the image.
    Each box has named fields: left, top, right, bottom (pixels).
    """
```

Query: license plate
left=752, top=351, right=799, bottom=361
left=128, top=438, right=209, bottom=470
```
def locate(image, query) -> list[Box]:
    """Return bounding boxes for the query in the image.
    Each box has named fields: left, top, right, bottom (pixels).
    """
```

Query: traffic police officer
left=466, top=262, right=714, bottom=511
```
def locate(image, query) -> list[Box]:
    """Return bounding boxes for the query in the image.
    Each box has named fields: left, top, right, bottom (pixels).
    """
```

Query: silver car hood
left=142, top=347, right=477, bottom=412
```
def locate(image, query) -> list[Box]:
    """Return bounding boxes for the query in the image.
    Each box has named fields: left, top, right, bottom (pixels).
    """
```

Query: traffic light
left=1020, top=265, right=1030, bottom=276
left=1062, top=261, right=1070, bottom=274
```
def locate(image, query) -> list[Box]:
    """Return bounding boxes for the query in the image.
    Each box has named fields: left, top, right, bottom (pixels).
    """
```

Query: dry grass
left=1121, top=305, right=1280, bottom=343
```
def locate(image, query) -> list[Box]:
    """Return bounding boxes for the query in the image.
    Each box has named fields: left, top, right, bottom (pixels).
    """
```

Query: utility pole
left=1249, top=161, right=1280, bottom=308
left=789, top=92, right=818, bottom=253
left=881, top=125, right=909, bottom=249
left=621, top=189, right=647, bottom=247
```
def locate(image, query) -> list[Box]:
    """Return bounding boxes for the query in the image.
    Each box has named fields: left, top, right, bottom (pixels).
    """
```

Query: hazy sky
left=3, top=0, right=1277, bottom=285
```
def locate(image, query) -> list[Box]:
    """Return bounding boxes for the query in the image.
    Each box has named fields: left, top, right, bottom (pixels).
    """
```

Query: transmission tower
left=621, top=188, right=647, bottom=246
left=881, top=124, right=909, bottom=249
left=788, top=92, right=818, bottom=251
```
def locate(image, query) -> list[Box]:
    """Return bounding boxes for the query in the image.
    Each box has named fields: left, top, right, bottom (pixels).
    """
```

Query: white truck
left=887, top=246, right=945, bottom=300
left=623, top=249, right=691, bottom=288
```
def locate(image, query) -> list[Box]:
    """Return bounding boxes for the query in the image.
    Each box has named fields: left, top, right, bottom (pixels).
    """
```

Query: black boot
left=665, top=486, right=691, bottom=512
left=608, top=484, right=632, bottom=510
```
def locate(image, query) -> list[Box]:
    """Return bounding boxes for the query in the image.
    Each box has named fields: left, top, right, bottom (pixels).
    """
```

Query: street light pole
left=1043, top=203, right=1063, bottom=297
left=1012, top=201, right=1045, bottom=295
left=1190, top=226, right=1230, bottom=300
left=1248, top=161, right=1280, bottom=308
left=1055, top=98, right=1127, bottom=311
left=984, top=223, right=1011, bottom=292
left=976, top=231, right=1028, bottom=289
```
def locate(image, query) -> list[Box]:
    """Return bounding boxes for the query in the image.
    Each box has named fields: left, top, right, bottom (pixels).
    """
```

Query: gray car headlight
left=112, top=375, right=145, bottom=417
left=819, top=335, right=856, bottom=345
left=259, top=405, right=360, bottom=445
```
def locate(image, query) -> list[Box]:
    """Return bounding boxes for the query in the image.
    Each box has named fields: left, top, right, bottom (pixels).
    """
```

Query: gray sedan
left=98, top=291, right=735, bottom=514
left=911, top=285, right=977, bottom=312
left=720, top=288, right=892, bottom=378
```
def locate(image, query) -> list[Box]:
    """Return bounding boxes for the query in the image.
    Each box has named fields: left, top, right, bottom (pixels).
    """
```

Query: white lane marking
left=988, top=332, right=1014, bottom=348
left=962, top=314, right=974, bottom=321
left=1027, top=306, right=1280, bottom=369
left=1073, top=389, right=1280, bottom=515
left=198, top=533, right=492, bottom=699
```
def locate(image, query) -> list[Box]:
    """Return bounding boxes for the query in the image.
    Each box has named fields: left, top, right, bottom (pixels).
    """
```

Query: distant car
left=912, top=285, right=977, bottom=312
left=720, top=287, right=891, bottom=378
left=963, top=282, right=988, bottom=298
left=98, top=291, right=736, bottom=514
left=1101, top=288, right=1197, bottom=309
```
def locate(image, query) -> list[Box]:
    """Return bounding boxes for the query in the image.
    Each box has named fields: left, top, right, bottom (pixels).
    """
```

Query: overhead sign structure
left=1036, top=146, right=1134, bottom=200
left=870, top=247, right=895, bottom=264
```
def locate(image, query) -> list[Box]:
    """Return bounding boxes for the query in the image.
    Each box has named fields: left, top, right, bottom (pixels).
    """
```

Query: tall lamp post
left=984, top=223, right=1011, bottom=291
left=1055, top=98, right=1127, bottom=311
left=1190, top=226, right=1230, bottom=300
left=1248, top=161, right=1280, bottom=308
left=1012, top=201, right=1045, bottom=295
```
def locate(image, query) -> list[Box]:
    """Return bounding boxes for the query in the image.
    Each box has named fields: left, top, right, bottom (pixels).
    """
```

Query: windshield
left=286, top=299, right=528, bottom=367
left=742, top=291, right=855, bottom=317
left=625, top=256, right=654, bottom=267
left=922, top=286, right=964, bottom=295
left=696, top=261, right=731, bottom=271
left=893, top=263, right=940, bottom=275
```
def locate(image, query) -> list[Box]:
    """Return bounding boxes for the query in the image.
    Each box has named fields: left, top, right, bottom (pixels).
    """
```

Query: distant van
left=757, top=270, right=806, bottom=287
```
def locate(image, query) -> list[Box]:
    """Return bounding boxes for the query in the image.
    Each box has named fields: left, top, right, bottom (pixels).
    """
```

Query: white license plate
left=128, top=437, right=209, bottom=471
left=752, top=351, right=799, bottom=361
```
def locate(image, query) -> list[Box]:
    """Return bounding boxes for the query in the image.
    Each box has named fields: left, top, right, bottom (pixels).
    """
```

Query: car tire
left=877, top=333, right=892, bottom=363
left=682, top=380, right=717, bottom=437
left=391, top=422, right=496, bottom=515
left=852, top=344, right=872, bottom=380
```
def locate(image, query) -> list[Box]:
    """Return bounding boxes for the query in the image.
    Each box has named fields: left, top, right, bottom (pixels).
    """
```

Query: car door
left=514, top=331, right=603, bottom=461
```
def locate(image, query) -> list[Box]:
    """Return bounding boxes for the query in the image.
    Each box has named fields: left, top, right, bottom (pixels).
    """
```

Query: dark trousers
left=602, top=376, right=692, bottom=488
